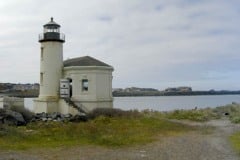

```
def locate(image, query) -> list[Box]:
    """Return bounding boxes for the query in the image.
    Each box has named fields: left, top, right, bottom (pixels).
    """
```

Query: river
left=25, top=95, right=240, bottom=112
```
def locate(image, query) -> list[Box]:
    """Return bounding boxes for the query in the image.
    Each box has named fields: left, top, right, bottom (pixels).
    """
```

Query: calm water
left=25, top=95, right=240, bottom=111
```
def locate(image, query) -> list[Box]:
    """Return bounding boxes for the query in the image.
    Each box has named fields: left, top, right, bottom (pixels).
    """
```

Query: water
left=113, top=95, right=240, bottom=111
left=25, top=95, right=240, bottom=112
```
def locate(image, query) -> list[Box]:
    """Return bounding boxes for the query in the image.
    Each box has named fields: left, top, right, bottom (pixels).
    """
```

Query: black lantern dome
left=39, top=17, right=65, bottom=42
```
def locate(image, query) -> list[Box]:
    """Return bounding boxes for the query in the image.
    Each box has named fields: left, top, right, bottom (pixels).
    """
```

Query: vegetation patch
left=163, top=108, right=220, bottom=122
left=230, top=132, right=240, bottom=154
left=213, top=104, right=240, bottom=123
left=0, top=114, right=192, bottom=150
left=3, top=103, right=240, bottom=151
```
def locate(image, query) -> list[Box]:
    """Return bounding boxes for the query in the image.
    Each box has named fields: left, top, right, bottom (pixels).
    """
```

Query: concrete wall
left=74, top=100, right=113, bottom=112
left=33, top=98, right=58, bottom=113
left=0, top=97, right=24, bottom=110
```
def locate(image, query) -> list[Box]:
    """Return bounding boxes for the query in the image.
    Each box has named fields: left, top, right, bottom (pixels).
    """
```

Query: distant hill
left=0, top=83, right=39, bottom=97
left=113, top=87, right=240, bottom=97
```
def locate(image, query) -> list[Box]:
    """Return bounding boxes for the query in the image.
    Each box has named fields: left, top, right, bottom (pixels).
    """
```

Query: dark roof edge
left=63, top=56, right=113, bottom=67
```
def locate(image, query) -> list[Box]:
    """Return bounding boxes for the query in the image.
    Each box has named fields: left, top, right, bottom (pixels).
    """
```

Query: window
left=41, top=47, right=44, bottom=61
left=82, top=79, right=88, bottom=91
left=40, top=73, right=43, bottom=85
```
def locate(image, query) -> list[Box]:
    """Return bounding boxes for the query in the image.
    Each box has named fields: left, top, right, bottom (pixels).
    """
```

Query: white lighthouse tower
left=34, top=18, right=65, bottom=113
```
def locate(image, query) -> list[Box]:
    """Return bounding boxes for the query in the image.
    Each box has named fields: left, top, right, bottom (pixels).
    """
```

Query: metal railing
left=39, top=33, right=65, bottom=41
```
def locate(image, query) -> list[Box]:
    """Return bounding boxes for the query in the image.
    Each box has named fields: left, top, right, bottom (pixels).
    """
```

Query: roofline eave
left=63, top=66, right=114, bottom=71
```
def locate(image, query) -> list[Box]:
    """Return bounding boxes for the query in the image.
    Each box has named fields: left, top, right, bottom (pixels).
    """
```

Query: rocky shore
left=0, top=108, right=87, bottom=126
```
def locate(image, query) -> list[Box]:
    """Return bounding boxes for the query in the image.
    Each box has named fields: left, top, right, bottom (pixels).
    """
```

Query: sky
left=0, top=0, right=239, bottom=91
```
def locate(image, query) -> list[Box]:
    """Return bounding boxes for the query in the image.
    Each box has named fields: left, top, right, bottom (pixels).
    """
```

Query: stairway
left=64, top=98, right=86, bottom=114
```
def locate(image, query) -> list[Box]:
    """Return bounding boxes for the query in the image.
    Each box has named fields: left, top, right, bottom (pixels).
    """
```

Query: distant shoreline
left=113, top=91, right=240, bottom=97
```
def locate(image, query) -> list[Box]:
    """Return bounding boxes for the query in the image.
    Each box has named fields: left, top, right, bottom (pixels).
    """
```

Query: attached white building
left=34, top=18, right=114, bottom=115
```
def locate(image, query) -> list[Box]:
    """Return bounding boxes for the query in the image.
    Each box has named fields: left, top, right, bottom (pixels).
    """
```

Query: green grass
left=163, top=108, right=220, bottom=122
left=5, top=103, right=240, bottom=151
left=213, top=104, right=240, bottom=123
left=230, top=132, right=240, bottom=154
left=0, top=116, right=192, bottom=150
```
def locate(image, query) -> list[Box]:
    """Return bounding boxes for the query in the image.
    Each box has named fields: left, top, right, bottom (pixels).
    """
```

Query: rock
left=4, top=110, right=26, bottom=126
left=57, top=117, right=62, bottom=122
left=41, top=112, right=47, bottom=118
left=70, top=114, right=88, bottom=122
left=0, top=116, right=4, bottom=124
left=50, top=112, right=60, bottom=119
left=0, top=110, right=89, bottom=124
left=224, top=112, right=229, bottom=116
left=0, top=108, right=26, bottom=126
left=64, top=113, right=72, bottom=118
left=35, top=113, right=42, bottom=119
left=41, top=117, right=47, bottom=122
left=3, top=116, right=18, bottom=125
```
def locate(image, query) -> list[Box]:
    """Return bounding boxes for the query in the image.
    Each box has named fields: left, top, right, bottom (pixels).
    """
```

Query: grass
left=161, top=104, right=240, bottom=123
left=160, top=108, right=220, bottom=122
left=2, top=103, right=240, bottom=150
left=230, top=132, right=240, bottom=154
left=213, top=104, right=240, bottom=123
left=0, top=115, right=193, bottom=150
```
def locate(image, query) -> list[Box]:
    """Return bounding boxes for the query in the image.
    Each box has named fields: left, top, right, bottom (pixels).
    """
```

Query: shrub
left=88, top=108, right=142, bottom=119
left=213, top=104, right=240, bottom=123
left=165, top=108, right=219, bottom=122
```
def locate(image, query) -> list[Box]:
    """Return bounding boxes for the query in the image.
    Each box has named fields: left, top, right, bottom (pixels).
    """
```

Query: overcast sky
left=0, top=0, right=239, bottom=90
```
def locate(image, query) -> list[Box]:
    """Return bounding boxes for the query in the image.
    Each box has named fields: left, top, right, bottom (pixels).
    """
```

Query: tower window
left=82, top=79, right=88, bottom=91
left=41, top=47, right=44, bottom=60
left=40, top=73, right=43, bottom=85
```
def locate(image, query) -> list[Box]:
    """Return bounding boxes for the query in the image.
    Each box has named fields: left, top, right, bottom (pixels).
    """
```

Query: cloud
left=0, top=0, right=239, bottom=90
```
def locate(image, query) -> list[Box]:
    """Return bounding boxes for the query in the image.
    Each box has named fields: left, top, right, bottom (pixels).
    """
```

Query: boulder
left=3, top=110, right=26, bottom=126
left=64, top=113, right=72, bottom=118
left=41, top=117, right=48, bottom=122
left=70, top=113, right=88, bottom=122
left=50, top=112, right=60, bottom=119
left=0, top=116, right=4, bottom=124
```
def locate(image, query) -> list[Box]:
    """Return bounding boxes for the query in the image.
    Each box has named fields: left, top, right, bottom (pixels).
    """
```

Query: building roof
left=43, top=17, right=60, bottom=27
left=63, top=56, right=112, bottom=67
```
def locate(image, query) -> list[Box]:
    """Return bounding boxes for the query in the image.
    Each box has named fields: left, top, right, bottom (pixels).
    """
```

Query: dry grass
left=0, top=114, right=193, bottom=150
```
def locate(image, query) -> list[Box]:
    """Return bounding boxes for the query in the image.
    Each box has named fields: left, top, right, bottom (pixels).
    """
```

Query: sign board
left=60, top=79, right=70, bottom=98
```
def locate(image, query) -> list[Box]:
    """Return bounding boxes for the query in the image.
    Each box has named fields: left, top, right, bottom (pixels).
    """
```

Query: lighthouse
left=39, top=17, right=64, bottom=99
left=34, top=18, right=65, bottom=113
left=34, top=18, right=114, bottom=114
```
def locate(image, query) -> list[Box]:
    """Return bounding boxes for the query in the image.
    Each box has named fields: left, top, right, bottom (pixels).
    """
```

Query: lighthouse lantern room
left=39, top=17, right=65, bottom=42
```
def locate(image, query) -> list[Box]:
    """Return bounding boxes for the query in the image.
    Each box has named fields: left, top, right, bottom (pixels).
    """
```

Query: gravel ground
left=0, top=118, right=239, bottom=160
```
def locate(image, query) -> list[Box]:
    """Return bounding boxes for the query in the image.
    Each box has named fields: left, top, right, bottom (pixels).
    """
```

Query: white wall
left=63, top=66, right=113, bottom=111
left=39, top=42, right=63, bottom=99
left=33, top=98, right=58, bottom=113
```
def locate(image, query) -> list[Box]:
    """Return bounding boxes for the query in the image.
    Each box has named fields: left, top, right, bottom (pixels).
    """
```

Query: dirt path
left=0, top=118, right=239, bottom=160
